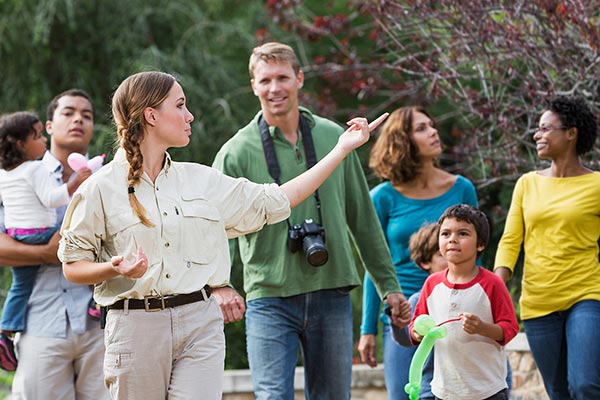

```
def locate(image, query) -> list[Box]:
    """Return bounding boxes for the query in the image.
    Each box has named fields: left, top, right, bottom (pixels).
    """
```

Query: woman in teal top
left=357, top=107, right=477, bottom=400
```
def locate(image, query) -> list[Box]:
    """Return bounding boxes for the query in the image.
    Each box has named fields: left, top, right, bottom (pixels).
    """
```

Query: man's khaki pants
left=12, top=325, right=108, bottom=400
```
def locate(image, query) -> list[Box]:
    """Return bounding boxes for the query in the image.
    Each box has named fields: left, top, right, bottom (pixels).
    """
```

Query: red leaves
left=265, top=0, right=600, bottom=179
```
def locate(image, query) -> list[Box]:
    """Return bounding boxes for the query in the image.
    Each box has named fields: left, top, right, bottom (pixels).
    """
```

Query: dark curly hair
left=438, top=204, right=489, bottom=258
left=0, top=112, right=41, bottom=169
left=546, top=96, right=598, bottom=155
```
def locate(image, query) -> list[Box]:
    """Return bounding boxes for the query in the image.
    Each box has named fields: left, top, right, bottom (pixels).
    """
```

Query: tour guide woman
left=58, top=71, right=388, bottom=399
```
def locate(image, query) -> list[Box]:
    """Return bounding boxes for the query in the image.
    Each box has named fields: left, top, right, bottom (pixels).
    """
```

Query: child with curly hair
left=0, top=111, right=90, bottom=371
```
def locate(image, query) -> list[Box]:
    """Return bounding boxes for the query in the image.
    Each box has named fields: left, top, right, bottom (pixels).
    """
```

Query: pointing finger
left=368, top=112, right=389, bottom=131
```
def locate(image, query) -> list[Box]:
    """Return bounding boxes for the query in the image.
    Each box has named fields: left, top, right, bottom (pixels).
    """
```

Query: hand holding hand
left=42, top=231, right=61, bottom=264
left=111, top=245, right=147, bottom=279
left=385, top=292, right=412, bottom=328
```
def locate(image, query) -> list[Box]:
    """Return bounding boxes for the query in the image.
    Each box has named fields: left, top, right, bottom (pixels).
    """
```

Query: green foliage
left=0, top=0, right=284, bottom=164
left=0, top=369, right=13, bottom=398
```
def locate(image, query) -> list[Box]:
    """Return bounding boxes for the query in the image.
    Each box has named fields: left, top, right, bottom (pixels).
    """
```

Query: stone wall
left=506, top=333, right=549, bottom=400
left=223, top=333, right=549, bottom=400
left=222, top=364, right=387, bottom=400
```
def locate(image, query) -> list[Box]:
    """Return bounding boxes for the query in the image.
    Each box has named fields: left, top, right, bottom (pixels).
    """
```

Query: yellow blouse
left=494, top=171, right=600, bottom=319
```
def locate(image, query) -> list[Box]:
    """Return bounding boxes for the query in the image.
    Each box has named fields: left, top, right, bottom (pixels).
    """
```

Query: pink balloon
left=67, top=153, right=106, bottom=172
left=87, top=154, right=105, bottom=170
left=67, top=153, right=88, bottom=171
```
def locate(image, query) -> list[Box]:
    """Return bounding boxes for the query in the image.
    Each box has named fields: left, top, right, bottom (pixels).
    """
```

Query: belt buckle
left=144, top=295, right=165, bottom=312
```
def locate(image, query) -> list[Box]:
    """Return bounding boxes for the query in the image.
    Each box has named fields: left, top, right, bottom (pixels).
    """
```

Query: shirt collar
left=42, top=150, right=64, bottom=175
left=256, top=106, right=316, bottom=139
left=114, top=147, right=173, bottom=173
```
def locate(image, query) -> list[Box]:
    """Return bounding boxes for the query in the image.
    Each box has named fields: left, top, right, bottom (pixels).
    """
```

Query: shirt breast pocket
left=179, top=197, right=224, bottom=266
left=105, top=211, right=143, bottom=257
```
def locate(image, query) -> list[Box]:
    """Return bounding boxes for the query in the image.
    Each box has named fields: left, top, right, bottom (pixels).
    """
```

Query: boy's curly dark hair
left=438, top=204, right=489, bottom=258
left=0, top=112, right=41, bottom=170
left=547, top=96, right=598, bottom=155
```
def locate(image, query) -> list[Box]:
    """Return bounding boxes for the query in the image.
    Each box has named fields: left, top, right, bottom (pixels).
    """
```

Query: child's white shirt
left=0, top=160, right=69, bottom=229
left=411, top=267, right=519, bottom=400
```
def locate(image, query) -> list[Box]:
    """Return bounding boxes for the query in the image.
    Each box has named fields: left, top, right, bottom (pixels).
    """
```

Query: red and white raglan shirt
left=410, top=267, right=519, bottom=400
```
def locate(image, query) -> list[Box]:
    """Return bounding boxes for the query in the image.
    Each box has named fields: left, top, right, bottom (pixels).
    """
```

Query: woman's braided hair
left=111, top=71, right=176, bottom=226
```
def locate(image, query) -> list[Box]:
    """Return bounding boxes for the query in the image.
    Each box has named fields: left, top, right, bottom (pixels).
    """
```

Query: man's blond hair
left=249, top=42, right=300, bottom=78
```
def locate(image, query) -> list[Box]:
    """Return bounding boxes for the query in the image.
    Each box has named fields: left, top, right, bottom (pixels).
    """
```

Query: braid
left=119, top=124, right=154, bottom=227
left=111, top=71, right=177, bottom=227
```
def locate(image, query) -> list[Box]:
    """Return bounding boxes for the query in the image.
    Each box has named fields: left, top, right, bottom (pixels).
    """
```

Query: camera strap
left=258, top=113, right=323, bottom=226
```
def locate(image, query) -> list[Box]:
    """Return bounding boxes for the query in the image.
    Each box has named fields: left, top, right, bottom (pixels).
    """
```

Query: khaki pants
left=12, top=326, right=108, bottom=400
left=103, top=297, right=225, bottom=400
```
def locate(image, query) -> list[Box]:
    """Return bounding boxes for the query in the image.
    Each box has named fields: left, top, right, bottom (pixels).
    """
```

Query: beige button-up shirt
left=58, top=149, right=290, bottom=306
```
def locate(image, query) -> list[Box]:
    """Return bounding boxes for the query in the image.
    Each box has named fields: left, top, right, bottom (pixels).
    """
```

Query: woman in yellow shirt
left=495, top=95, right=600, bottom=400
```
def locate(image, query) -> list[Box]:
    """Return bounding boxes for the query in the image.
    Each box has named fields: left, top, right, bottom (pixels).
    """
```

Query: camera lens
left=303, top=235, right=328, bottom=267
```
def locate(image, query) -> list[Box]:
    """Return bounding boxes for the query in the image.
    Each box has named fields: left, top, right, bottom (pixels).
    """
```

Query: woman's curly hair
left=369, top=106, right=434, bottom=185
left=0, top=112, right=40, bottom=170
left=547, top=96, right=598, bottom=155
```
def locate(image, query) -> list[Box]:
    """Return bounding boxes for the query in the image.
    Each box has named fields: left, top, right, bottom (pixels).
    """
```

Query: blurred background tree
left=264, top=0, right=600, bottom=310
left=0, top=0, right=598, bottom=381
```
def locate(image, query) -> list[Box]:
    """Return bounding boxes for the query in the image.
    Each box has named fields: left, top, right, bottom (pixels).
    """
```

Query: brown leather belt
left=107, top=285, right=212, bottom=312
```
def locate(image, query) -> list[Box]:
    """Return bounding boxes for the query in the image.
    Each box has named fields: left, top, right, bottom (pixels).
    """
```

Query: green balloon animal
left=404, top=314, right=454, bottom=400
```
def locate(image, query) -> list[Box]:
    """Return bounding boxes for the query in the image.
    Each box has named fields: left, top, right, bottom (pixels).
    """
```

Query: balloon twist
left=404, top=314, right=449, bottom=400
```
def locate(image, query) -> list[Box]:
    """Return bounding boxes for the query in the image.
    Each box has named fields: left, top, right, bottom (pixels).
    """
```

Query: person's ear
left=297, top=70, right=304, bottom=89
left=566, top=127, right=577, bottom=141
left=419, top=261, right=432, bottom=272
left=16, top=139, right=26, bottom=152
left=45, top=120, right=53, bottom=136
left=251, top=79, right=258, bottom=97
left=477, top=245, right=485, bottom=253
left=144, top=107, right=157, bottom=127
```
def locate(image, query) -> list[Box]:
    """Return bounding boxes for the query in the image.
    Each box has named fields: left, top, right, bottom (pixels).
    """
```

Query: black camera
left=287, top=219, right=328, bottom=267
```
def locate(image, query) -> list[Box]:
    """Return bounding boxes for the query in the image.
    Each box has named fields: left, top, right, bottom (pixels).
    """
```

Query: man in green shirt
left=212, top=42, right=409, bottom=400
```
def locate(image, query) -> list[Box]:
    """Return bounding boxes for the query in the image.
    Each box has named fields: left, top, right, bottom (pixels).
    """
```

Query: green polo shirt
left=213, top=107, right=401, bottom=301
